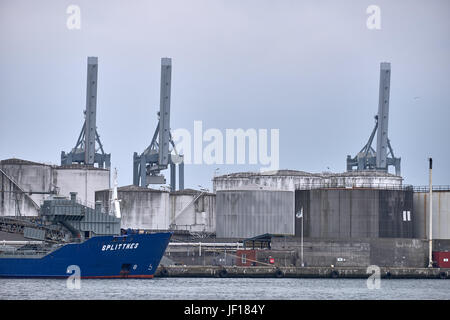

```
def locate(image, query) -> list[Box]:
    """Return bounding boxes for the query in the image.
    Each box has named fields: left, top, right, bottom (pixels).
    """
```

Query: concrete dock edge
left=155, top=266, right=450, bottom=279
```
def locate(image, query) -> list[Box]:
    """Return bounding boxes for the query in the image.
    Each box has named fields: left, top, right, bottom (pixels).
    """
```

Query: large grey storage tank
left=295, top=188, right=414, bottom=239
left=0, top=158, right=110, bottom=217
left=169, top=189, right=216, bottom=233
left=413, top=189, right=450, bottom=240
left=95, top=185, right=170, bottom=230
left=216, top=187, right=294, bottom=239
left=213, top=170, right=403, bottom=192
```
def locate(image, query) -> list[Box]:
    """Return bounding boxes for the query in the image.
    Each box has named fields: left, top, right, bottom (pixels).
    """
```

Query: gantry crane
left=347, top=62, right=401, bottom=175
left=61, top=57, right=111, bottom=168
left=133, top=58, right=184, bottom=191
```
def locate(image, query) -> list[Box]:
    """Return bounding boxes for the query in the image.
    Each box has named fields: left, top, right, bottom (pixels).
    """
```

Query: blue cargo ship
left=0, top=192, right=171, bottom=279
left=0, top=232, right=171, bottom=278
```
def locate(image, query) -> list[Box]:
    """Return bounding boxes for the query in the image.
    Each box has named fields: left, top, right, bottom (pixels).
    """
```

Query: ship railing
left=39, top=197, right=97, bottom=210
left=38, top=198, right=110, bottom=216
left=0, top=249, right=52, bottom=256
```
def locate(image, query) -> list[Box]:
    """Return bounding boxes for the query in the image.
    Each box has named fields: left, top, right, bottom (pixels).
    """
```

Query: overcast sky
left=1, top=0, right=449, bottom=190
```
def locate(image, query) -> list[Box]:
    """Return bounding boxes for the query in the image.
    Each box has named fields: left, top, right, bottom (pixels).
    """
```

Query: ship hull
left=0, top=232, right=171, bottom=278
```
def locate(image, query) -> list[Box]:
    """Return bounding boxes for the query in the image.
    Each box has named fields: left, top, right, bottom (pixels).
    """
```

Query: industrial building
left=268, top=237, right=428, bottom=268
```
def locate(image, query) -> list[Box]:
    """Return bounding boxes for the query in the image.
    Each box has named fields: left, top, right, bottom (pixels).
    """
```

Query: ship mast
left=110, top=168, right=121, bottom=218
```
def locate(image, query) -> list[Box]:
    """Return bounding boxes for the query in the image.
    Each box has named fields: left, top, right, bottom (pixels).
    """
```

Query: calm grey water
left=1, top=278, right=449, bottom=300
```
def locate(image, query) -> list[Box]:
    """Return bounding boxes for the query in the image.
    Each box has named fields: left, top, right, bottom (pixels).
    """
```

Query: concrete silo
left=169, top=189, right=216, bottom=234
left=0, top=158, right=110, bottom=217
left=95, top=185, right=170, bottom=230
left=215, top=186, right=294, bottom=239
left=413, top=188, right=450, bottom=240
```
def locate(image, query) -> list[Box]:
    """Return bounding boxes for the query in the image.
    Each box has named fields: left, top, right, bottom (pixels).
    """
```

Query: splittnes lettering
left=101, top=243, right=140, bottom=251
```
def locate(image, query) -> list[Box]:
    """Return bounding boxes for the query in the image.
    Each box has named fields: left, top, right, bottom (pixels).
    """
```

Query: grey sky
left=1, top=0, right=449, bottom=190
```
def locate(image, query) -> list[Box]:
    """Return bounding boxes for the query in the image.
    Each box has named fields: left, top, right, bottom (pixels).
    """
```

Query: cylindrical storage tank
left=0, top=159, right=111, bottom=215
left=379, top=189, right=414, bottom=238
left=95, top=185, right=170, bottom=230
left=213, top=171, right=321, bottom=192
left=413, top=190, right=450, bottom=240
left=0, top=159, right=54, bottom=216
left=216, top=187, right=294, bottom=239
left=320, top=171, right=403, bottom=189
left=169, top=189, right=216, bottom=233
left=54, top=165, right=110, bottom=207
left=213, top=170, right=403, bottom=192
left=295, top=188, right=414, bottom=239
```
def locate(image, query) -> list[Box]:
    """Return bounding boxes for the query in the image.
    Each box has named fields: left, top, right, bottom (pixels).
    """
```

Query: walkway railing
left=295, top=183, right=414, bottom=191
left=413, top=185, right=450, bottom=192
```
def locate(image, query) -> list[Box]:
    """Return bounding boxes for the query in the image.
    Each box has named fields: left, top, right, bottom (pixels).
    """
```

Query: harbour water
left=0, top=278, right=449, bottom=300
